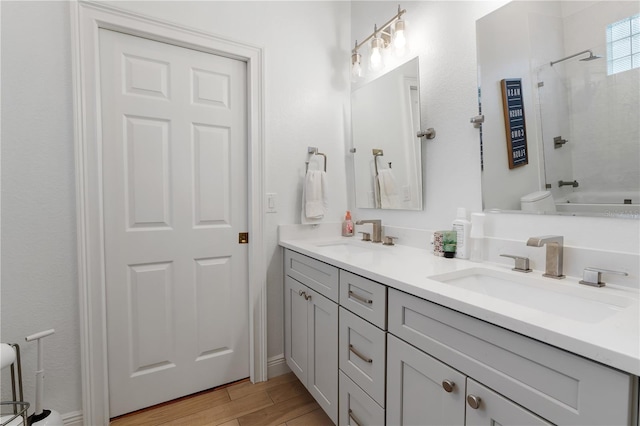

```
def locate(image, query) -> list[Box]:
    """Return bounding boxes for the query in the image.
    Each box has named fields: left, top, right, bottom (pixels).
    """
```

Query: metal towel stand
left=1, top=343, right=29, bottom=426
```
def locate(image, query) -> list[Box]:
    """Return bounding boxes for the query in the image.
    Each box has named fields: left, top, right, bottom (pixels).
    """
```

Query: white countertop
left=279, top=234, right=640, bottom=376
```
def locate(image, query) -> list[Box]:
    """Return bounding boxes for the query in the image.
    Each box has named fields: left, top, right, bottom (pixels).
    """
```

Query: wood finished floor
left=109, top=372, right=334, bottom=426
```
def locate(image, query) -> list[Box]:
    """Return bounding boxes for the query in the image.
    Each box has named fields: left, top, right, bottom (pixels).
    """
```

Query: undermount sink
left=313, top=239, right=384, bottom=255
left=428, top=268, right=633, bottom=323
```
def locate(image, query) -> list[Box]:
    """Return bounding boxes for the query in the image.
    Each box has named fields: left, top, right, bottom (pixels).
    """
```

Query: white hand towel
left=302, top=170, right=328, bottom=222
left=377, top=169, right=399, bottom=209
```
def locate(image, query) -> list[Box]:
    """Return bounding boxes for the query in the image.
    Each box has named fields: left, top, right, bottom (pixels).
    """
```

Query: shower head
left=579, top=51, right=602, bottom=61
left=550, top=49, right=602, bottom=66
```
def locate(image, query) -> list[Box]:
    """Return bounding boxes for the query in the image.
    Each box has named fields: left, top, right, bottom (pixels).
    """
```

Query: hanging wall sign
left=501, top=78, right=528, bottom=169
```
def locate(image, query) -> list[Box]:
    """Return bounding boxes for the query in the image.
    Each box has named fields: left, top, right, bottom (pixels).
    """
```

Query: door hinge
left=239, top=232, right=249, bottom=244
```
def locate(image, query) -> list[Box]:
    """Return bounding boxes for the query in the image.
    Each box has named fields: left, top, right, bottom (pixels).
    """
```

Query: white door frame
left=70, top=2, right=266, bottom=424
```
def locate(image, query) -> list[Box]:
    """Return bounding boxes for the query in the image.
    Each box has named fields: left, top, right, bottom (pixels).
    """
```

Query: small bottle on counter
left=452, top=207, right=471, bottom=259
left=342, top=211, right=354, bottom=237
left=469, top=212, right=485, bottom=263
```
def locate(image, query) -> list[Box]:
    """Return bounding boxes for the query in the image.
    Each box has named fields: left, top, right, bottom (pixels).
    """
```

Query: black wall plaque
left=501, top=78, right=528, bottom=169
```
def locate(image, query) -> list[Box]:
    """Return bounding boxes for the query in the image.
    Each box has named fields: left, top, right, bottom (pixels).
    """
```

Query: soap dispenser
left=342, top=211, right=354, bottom=237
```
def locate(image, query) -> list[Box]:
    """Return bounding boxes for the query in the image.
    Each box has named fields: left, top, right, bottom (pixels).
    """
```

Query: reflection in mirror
left=352, top=57, right=422, bottom=210
left=477, top=1, right=639, bottom=218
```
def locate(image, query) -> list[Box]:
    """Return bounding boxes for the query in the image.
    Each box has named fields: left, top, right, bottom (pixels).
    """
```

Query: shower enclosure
left=535, top=7, right=639, bottom=218
left=477, top=1, right=638, bottom=217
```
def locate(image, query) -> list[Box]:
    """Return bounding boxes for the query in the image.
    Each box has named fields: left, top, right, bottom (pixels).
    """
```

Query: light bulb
left=394, top=19, right=406, bottom=56
left=370, top=37, right=384, bottom=70
left=351, top=54, right=362, bottom=78
left=371, top=48, right=382, bottom=69
left=394, top=30, right=406, bottom=49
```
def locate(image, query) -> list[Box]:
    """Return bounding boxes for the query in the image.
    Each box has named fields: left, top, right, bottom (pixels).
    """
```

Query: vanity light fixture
left=351, top=5, right=407, bottom=77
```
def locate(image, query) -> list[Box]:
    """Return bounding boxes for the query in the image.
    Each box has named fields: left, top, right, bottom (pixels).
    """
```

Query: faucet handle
left=579, top=267, right=628, bottom=287
left=383, top=236, right=397, bottom=246
left=358, top=231, right=371, bottom=242
left=500, top=254, right=532, bottom=273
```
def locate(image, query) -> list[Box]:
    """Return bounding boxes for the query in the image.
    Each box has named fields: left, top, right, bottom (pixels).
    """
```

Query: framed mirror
left=352, top=57, right=423, bottom=210
left=477, top=1, right=639, bottom=219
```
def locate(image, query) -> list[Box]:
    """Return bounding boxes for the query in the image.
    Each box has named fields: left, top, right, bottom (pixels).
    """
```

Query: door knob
left=467, top=394, right=482, bottom=409
left=442, top=380, right=455, bottom=393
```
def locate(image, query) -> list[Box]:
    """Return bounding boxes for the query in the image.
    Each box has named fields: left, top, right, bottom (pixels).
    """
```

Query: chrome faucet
left=356, top=219, right=382, bottom=243
left=526, top=235, right=565, bottom=279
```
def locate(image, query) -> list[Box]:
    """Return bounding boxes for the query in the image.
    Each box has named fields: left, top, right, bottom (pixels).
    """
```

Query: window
left=607, top=14, right=640, bottom=75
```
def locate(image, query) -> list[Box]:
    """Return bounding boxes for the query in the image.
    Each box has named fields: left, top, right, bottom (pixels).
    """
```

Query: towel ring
left=306, top=147, right=327, bottom=172
left=372, top=149, right=384, bottom=209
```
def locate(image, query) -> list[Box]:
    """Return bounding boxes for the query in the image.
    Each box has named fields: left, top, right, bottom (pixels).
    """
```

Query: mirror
left=352, top=57, right=423, bottom=210
left=477, top=1, right=639, bottom=218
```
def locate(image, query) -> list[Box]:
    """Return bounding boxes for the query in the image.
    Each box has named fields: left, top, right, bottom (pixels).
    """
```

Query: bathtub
left=555, top=191, right=640, bottom=218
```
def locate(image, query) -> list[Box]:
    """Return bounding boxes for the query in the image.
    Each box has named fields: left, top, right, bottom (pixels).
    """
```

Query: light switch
left=266, top=193, right=277, bottom=213
left=403, top=186, right=411, bottom=201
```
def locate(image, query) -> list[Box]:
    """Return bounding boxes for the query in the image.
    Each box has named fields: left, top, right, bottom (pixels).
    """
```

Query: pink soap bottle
left=342, top=211, right=354, bottom=237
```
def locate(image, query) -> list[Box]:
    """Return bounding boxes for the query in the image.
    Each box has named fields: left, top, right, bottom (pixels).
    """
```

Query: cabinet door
left=284, top=276, right=309, bottom=384
left=307, top=287, right=338, bottom=424
left=465, top=379, right=552, bottom=426
left=387, top=334, right=466, bottom=426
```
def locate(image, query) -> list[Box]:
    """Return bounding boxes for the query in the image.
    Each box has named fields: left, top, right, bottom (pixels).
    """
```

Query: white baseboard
left=62, top=411, right=83, bottom=426
left=267, top=353, right=290, bottom=379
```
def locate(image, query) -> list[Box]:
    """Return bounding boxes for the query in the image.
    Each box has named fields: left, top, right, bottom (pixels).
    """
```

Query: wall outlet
left=266, top=193, right=277, bottom=213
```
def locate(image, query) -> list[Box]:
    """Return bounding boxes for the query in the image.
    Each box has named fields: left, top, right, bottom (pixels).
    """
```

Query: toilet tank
left=521, top=191, right=556, bottom=213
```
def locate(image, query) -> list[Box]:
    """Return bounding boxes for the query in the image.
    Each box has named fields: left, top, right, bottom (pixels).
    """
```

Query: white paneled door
left=99, top=29, right=249, bottom=417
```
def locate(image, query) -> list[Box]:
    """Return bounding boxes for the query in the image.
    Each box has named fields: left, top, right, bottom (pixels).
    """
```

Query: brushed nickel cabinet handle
left=348, top=409, right=363, bottom=426
left=348, top=290, right=373, bottom=305
left=349, top=344, right=373, bottom=363
left=442, top=379, right=455, bottom=393
left=467, top=394, right=481, bottom=409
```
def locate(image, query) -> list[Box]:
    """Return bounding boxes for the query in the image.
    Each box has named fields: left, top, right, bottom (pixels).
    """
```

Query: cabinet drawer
left=339, top=307, right=386, bottom=407
left=339, top=270, right=387, bottom=329
left=285, top=249, right=339, bottom=302
left=388, top=288, right=634, bottom=426
left=340, top=371, right=385, bottom=426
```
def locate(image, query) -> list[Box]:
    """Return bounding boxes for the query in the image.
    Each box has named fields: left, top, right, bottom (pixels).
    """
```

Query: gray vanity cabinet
left=387, top=334, right=551, bottom=426
left=388, top=288, right=635, bottom=426
left=283, top=248, right=638, bottom=426
left=284, top=251, right=339, bottom=423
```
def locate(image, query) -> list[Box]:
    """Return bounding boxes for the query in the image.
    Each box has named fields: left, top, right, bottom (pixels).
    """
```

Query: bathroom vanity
left=280, top=227, right=639, bottom=425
